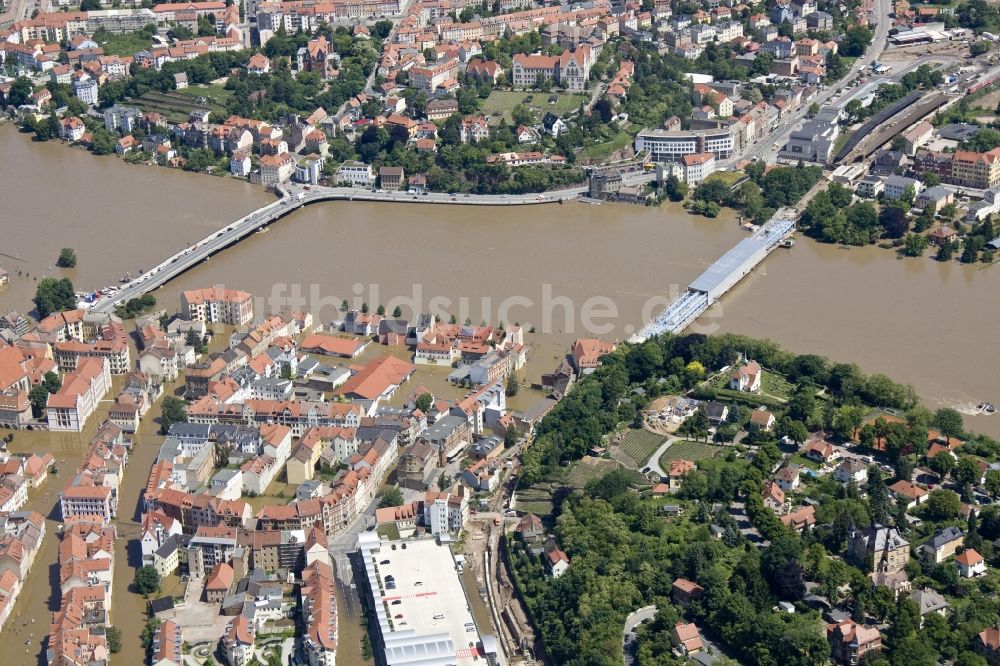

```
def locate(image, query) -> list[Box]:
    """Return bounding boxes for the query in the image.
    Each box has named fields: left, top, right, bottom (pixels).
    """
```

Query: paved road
left=622, top=605, right=658, bottom=666
left=644, top=436, right=678, bottom=478
left=732, top=0, right=893, bottom=165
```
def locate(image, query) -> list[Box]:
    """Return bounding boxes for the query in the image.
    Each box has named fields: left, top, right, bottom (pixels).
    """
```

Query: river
left=0, top=121, right=998, bottom=663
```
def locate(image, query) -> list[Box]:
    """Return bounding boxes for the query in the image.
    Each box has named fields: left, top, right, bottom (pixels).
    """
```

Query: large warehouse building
left=356, top=532, right=500, bottom=666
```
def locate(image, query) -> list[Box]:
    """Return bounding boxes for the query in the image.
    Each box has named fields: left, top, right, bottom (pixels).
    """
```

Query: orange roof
left=300, top=334, right=367, bottom=357
left=336, top=355, right=415, bottom=400
left=206, top=562, right=234, bottom=590
left=957, top=549, right=984, bottom=566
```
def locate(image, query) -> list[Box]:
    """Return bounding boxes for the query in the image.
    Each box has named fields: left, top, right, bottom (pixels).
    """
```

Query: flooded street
left=0, top=113, right=998, bottom=662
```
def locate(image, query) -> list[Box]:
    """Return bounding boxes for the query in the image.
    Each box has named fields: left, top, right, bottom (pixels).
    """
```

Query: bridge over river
left=89, top=177, right=651, bottom=314
left=629, top=210, right=797, bottom=343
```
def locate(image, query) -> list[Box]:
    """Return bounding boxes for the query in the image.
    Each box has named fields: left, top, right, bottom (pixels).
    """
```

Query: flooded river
left=0, top=119, right=998, bottom=662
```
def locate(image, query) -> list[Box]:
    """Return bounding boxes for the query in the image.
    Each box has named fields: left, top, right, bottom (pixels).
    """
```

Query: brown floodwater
left=0, top=115, right=999, bottom=662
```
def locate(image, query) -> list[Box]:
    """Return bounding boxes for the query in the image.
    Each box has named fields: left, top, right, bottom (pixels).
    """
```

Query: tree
left=379, top=486, right=404, bottom=507
left=506, top=372, right=519, bottom=397
left=933, top=408, right=964, bottom=440
left=971, top=40, right=991, bottom=57
left=42, top=371, right=61, bottom=394
left=134, top=565, right=160, bottom=596
left=926, top=488, right=961, bottom=520
left=902, top=233, right=929, bottom=257
left=159, top=396, right=188, bottom=435
left=56, top=248, right=77, bottom=268
left=879, top=206, right=909, bottom=239
left=105, top=626, right=122, bottom=653
left=928, top=451, right=955, bottom=479
left=392, top=305, right=402, bottom=318
left=437, top=472, right=451, bottom=491
left=843, top=25, right=874, bottom=57
left=834, top=405, right=866, bottom=441
left=984, top=469, right=1000, bottom=497
left=954, top=456, right=981, bottom=487
left=28, top=385, right=49, bottom=418
left=936, top=239, right=957, bottom=262
left=372, top=19, right=393, bottom=38
left=376, top=304, right=386, bottom=315
left=511, top=104, right=533, bottom=127
left=9, top=77, right=33, bottom=107
left=415, top=393, right=433, bottom=413
left=663, top=174, right=688, bottom=202
left=867, top=466, right=893, bottom=525
left=33, top=277, right=76, bottom=317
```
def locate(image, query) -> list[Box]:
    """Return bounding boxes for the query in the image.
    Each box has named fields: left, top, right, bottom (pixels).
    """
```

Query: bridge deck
left=630, top=214, right=795, bottom=343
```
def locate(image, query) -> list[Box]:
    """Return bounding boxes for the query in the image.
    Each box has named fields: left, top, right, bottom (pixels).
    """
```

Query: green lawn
left=565, top=456, right=623, bottom=489
left=95, top=29, right=155, bottom=56
left=832, top=131, right=854, bottom=157
left=761, top=371, right=795, bottom=401
left=376, top=523, right=401, bottom=540
left=619, top=429, right=667, bottom=467
left=175, top=83, right=234, bottom=107
left=702, top=170, right=746, bottom=188
left=480, top=90, right=588, bottom=123
left=659, top=441, right=724, bottom=469
left=788, top=453, right=821, bottom=470
left=582, top=130, right=634, bottom=160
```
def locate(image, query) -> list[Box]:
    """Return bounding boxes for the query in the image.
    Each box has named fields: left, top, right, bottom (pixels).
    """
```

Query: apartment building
left=258, top=153, right=295, bottom=186
left=952, top=149, right=1000, bottom=189
left=47, top=357, right=112, bottom=431
left=408, top=58, right=459, bottom=91
left=60, top=485, right=115, bottom=525
left=180, top=287, right=254, bottom=326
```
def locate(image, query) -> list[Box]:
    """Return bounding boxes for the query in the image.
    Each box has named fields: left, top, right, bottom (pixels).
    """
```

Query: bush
left=134, top=565, right=161, bottom=596
left=56, top=248, right=77, bottom=268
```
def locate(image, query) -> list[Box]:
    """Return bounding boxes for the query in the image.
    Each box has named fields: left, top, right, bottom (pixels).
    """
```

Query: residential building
left=974, top=626, right=1000, bottom=666
left=952, top=149, right=1000, bottom=189
left=671, top=622, right=703, bottom=657
left=827, top=619, right=881, bottom=665
left=73, top=77, right=99, bottom=106
left=180, top=287, right=254, bottom=326
left=883, top=175, right=923, bottom=201
left=379, top=166, right=404, bottom=190
left=848, top=525, right=909, bottom=574
left=547, top=546, right=570, bottom=578
left=259, top=153, right=294, bottom=186
left=833, top=459, right=868, bottom=485
left=957, top=548, right=987, bottom=578
left=680, top=152, right=716, bottom=184
left=47, top=358, right=112, bottom=431
left=855, top=175, right=883, bottom=199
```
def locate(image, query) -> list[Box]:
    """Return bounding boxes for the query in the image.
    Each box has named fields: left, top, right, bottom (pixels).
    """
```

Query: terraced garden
left=618, top=429, right=667, bottom=467
left=514, top=456, right=642, bottom=517
left=128, top=90, right=220, bottom=123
